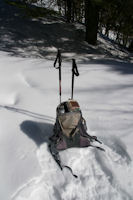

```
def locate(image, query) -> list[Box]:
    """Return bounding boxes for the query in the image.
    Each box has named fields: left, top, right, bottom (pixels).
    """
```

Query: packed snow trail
left=0, top=50, right=133, bottom=200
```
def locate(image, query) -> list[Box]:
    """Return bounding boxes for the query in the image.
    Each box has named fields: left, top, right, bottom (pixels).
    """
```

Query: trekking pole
left=54, top=49, right=62, bottom=104
left=71, top=59, right=79, bottom=99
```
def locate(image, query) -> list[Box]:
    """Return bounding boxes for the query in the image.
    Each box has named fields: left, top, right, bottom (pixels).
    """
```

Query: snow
left=1, top=52, right=133, bottom=200
left=0, top=1, right=133, bottom=200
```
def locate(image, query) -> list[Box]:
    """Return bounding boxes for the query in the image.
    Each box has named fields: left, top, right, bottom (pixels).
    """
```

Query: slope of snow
left=0, top=1, right=133, bottom=200
left=0, top=50, right=133, bottom=200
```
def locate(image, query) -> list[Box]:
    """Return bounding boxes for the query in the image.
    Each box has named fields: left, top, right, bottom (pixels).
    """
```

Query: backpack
left=49, top=100, right=104, bottom=178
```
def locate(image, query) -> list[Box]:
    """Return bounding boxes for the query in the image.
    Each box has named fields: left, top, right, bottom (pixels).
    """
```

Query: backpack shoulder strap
left=49, top=143, right=78, bottom=178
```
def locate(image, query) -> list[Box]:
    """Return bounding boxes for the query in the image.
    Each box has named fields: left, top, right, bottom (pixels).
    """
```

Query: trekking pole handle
left=54, top=49, right=62, bottom=103
left=54, top=49, right=62, bottom=69
left=71, top=59, right=79, bottom=99
left=72, top=59, right=79, bottom=76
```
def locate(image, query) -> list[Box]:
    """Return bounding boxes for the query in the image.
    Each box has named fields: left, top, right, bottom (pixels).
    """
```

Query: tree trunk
left=66, top=0, right=72, bottom=22
left=85, top=0, right=99, bottom=45
left=57, top=0, right=62, bottom=15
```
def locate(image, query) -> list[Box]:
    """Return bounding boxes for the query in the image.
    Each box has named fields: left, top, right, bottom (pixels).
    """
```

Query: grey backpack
left=49, top=100, right=104, bottom=178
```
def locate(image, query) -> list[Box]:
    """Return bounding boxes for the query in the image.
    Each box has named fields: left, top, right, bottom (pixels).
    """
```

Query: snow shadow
left=0, top=105, right=54, bottom=122
left=20, top=120, right=54, bottom=146
left=103, top=136, right=131, bottom=165
left=106, top=60, right=133, bottom=75
left=79, top=59, right=133, bottom=75
left=95, top=151, right=114, bottom=185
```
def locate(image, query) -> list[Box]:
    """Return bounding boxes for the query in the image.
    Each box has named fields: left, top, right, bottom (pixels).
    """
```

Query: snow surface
left=1, top=51, right=133, bottom=200
left=0, top=1, right=133, bottom=200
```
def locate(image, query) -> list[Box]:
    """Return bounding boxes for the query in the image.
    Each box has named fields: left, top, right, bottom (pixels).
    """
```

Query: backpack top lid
left=57, top=99, right=81, bottom=115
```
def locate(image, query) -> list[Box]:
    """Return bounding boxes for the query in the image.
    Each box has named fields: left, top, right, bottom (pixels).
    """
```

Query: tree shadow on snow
left=79, top=58, right=133, bottom=75
left=0, top=105, right=55, bottom=122
left=0, top=0, right=98, bottom=59
left=20, top=120, right=54, bottom=146
left=0, top=0, right=132, bottom=74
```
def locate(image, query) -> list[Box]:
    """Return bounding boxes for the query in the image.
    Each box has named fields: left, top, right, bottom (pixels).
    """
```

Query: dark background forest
left=6, top=0, right=133, bottom=51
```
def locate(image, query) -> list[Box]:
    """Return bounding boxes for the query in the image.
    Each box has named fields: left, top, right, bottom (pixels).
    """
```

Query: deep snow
left=0, top=1, right=133, bottom=200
